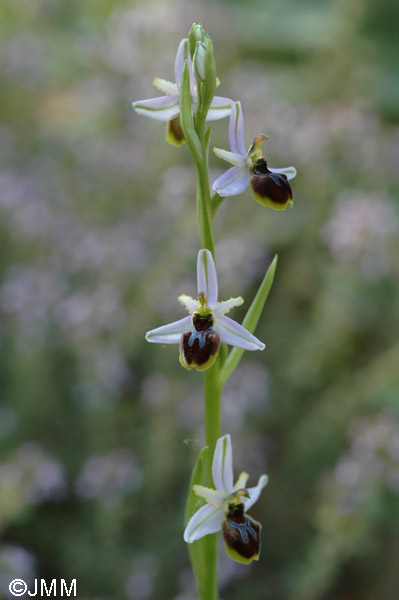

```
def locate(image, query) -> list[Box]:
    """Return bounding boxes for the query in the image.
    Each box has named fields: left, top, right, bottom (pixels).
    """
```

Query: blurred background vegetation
left=0, top=0, right=398, bottom=598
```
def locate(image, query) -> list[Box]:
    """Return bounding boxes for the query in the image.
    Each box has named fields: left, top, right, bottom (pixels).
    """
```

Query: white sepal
left=184, top=503, right=223, bottom=543
left=197, top=249, right=218, bottom=305
left=212, top=166, right=250, bottom=197
left=212, top=434, right=234, bottom=494
left=215, top=315, right=265, bottom=351
left=132, top=95, right=180, bottom=121
left=145, top=315, right=191, bottom=344
left=206, top=96, right=233, bottom=121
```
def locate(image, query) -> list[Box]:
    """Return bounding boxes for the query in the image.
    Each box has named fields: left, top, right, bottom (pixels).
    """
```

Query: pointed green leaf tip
left=219, top=254, right=278, bottom=386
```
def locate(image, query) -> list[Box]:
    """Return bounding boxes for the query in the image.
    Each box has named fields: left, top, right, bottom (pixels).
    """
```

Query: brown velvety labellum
left=180, top=328, right=220, bottom=368
left=250, top=158, right=293, bottom=206
left=167, top=116, right=185, bottom=146
left=222, top=513, right=261, bottom=561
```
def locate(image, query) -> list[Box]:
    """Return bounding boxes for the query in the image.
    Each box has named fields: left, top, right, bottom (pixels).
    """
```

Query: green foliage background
left=0, top=0, right=398, bottom=598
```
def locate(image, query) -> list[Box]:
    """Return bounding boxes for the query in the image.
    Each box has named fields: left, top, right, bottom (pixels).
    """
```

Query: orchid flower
left=145, top=249, right=265, bottom=371
left=132, top=38, right=232, bottom=147
left=184, top=434, right=268, bottom=564
left=212, top=101, right=297, bottom=209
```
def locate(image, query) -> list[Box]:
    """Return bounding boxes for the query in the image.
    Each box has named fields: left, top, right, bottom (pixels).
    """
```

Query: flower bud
left=188, top=23, right=212, bottom=58
left=193, top=41, right=207, bottom=82
left=250, top=158, right=293, bottom=210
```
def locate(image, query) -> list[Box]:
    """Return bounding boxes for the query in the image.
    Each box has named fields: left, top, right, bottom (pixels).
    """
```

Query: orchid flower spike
left=184, top=434, right=268, bottom=564
left=145, top=249, right=265, bottom=371
left=212, top=101, right=297, bottom=209
left=132, top=38, right=233, bottom=147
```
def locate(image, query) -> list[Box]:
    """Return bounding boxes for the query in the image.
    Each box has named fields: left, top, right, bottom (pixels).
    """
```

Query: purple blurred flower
left=75, top=449, right=143, bottom=507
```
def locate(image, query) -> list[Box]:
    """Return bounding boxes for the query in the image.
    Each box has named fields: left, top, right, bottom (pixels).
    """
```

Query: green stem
left=195, top=120, right=215, bottom=257
left=195, top=107, right=220, bottom=600
left=196, top=163, right=215, bottom=256
left=204, top=364, right=222, bottom=479
left=201, top=363, right=222, bottom=600
left=185, top=68, right=220, bottom=600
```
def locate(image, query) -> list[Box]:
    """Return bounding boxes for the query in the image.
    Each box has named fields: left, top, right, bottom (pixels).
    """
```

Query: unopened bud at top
left=188, top=23, right=212, bottom=58
left=193, top=41, right=207, bottom=82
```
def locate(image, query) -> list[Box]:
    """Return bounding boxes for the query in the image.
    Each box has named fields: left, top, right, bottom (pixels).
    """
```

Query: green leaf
left=210, top=192, right=224, bottom=218
left=184, top=446, right=210, bottom=598
left=219, top=254, right=278, bottom=386
left=185, top=446, right=208, bottom=524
